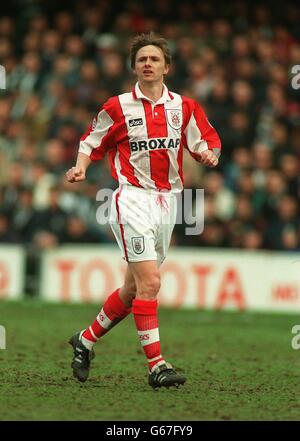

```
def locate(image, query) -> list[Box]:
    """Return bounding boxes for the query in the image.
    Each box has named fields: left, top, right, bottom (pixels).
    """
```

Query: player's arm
left=66, top=99, right=116, bottom=184
left=183, top=101, right=221, bottom=168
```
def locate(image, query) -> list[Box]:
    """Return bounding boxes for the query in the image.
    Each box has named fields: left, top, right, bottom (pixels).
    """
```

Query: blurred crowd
left=1, top=0, right=300, bottom=263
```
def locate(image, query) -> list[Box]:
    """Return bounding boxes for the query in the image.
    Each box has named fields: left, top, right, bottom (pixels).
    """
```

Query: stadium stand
left=0, top=0, right=300, bottom=293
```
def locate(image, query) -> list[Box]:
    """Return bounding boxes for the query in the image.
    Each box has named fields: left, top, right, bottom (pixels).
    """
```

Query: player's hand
left=195, top=150, right=219, bottom=168
left=65, top=166, right=86, bottom=183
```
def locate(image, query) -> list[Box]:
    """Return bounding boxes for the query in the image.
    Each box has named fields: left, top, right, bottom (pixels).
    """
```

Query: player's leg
left=69, top=266, right=136, bottom=382
left=130, top=259, right=186, bottom=389
left=81, top=266, right=135, bottom=348
left=119, top=265, right=137, bottom=307
left=129, top=260, right=164, bottom=367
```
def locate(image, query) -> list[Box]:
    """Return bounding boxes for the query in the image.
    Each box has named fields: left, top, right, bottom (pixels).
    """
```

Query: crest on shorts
left=166, top=109, right=182, bottom=130
left=131, top=236, right=145, bottom=254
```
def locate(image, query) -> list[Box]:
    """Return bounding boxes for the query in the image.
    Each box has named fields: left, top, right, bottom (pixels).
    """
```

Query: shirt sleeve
left=183, top=100, right=222, bottom=160
left=78, top=99, right=116, bottom=161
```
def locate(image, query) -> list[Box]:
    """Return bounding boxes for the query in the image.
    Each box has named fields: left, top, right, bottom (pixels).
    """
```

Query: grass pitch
left=0, top=299, right=300, bottom=421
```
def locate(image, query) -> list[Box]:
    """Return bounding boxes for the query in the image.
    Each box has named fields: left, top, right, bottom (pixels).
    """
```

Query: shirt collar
left=132, top=82, right=173, bottom=104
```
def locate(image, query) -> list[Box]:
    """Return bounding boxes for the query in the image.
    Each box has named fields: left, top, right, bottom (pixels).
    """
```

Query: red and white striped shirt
left=79, top=83, right=221, bottom=192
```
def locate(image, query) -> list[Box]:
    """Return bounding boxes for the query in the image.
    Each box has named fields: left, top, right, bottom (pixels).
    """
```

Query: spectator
left=61, top=215, right=105, bottom=244
left=265, top=195, right=299, bottom=249
left=35, top=186, right=68, bottom=241
left=12, top=186, right=41, bottom=243
left=0, top=211, right=18, bottom=242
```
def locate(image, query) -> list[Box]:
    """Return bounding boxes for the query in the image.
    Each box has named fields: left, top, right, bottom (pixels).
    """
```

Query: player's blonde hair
left=130, top=32, right=172, bottom=68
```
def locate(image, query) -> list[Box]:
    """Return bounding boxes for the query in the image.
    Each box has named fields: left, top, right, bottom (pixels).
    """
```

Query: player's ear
left=164, top=64, right=170, bottom=75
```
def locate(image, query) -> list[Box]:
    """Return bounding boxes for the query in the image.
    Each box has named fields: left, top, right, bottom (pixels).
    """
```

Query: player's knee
left=138, top=274, right=161, bottom=299
left=122, top=283, right=136, bottom=298
left=119, top=282, right=136, bottom=307
left=127, top=283, right=137, bottom=298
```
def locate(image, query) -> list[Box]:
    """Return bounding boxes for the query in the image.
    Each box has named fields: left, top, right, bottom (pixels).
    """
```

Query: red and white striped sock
left=132, top=298, right=165, bottom=372
left=81, top=288, right=131, bottom=350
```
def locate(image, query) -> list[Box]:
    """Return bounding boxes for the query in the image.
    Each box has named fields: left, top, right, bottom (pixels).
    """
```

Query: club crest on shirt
left=166, top=109, right=182, bottom=130
left=131, top=236, right=145, bottom=254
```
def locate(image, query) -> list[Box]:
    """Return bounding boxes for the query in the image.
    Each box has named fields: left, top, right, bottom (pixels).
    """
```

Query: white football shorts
left=109, top=185, right=177, bottom=266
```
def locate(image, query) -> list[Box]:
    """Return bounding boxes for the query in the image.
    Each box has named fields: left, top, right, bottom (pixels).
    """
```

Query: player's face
left=134, top=45, right=169, bottom=84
